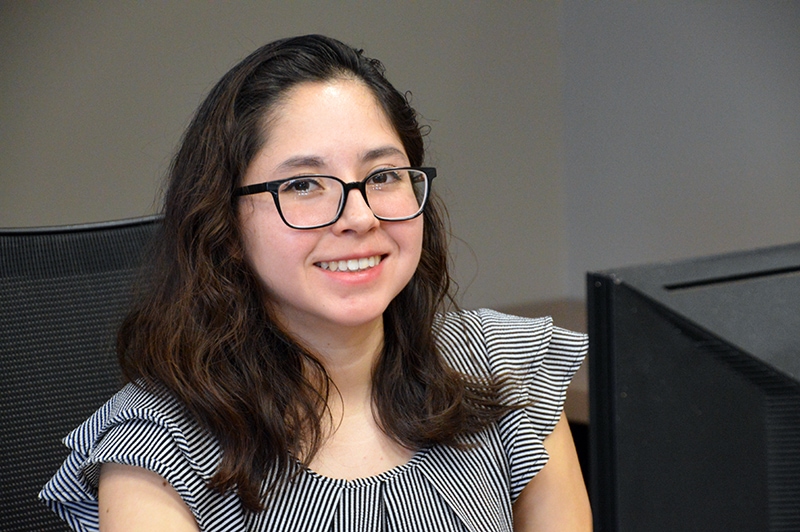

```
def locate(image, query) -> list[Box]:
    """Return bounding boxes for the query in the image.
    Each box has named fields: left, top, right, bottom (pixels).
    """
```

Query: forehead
left=265, top=78, right=394, bottom=132
left=248, top=78, right=407, bottom=177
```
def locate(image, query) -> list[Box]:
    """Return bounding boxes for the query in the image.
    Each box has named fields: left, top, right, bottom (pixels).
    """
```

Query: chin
left=326, top=307, right=387, bottom=328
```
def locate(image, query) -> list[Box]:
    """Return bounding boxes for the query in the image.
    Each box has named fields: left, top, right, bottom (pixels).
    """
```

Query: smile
left=316, top=255, right=383, bottom=272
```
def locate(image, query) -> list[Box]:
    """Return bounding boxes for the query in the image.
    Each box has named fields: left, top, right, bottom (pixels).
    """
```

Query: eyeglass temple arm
left=234, top=182, right=274, bottom=197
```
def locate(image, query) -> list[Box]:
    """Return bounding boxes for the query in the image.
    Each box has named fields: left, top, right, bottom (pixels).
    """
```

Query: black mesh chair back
left=0, top=216, right=161, bottom=531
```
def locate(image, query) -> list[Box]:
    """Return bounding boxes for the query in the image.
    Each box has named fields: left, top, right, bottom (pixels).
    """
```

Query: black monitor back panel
left=588, top=243, right=800, bottom=531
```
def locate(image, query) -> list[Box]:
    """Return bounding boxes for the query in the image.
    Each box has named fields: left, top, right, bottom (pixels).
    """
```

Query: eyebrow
left=360, top=146, right=406, bottom=162
left=275, top=155, right=326, bottom=172
left=274, top=146, right=407, bottom=173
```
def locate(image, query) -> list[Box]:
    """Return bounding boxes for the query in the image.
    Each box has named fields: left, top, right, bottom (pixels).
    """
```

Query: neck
left=276, top=313, right=384, bottom=416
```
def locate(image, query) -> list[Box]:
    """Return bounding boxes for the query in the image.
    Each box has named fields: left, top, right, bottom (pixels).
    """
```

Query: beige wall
left=0, top=2, right=566, bottom=310
left=3, top=2, right=798, bottom=310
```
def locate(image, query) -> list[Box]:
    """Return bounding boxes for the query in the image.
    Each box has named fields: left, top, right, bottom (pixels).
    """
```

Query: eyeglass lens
left=276, top=169, right=428, bottom=228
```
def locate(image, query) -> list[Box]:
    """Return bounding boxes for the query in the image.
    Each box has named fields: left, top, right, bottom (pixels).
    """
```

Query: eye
left=279, top=177, right=325, bottom=196
left=369, top=169, right=404, bottom=185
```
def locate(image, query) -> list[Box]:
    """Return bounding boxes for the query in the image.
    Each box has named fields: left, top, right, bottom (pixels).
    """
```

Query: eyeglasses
left=234, top=167, right=436, bottom=229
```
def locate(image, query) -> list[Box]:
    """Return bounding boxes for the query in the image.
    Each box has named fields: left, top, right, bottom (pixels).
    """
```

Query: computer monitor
left=588, top=243, right=800, bottom=531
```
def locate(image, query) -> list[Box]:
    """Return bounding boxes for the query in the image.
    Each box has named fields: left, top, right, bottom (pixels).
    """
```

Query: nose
left=333, top=186, right=379, bottom=233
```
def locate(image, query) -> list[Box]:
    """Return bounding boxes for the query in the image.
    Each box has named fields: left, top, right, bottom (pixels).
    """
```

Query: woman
left=41, top=35, right=591, bottom=531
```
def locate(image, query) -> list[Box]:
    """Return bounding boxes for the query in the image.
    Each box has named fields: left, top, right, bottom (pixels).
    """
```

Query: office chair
left=0, top=215, right=161, bottom=531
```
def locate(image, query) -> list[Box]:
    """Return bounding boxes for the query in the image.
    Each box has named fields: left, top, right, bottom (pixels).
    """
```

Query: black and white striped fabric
left=40, top=309, right=587, bottom=531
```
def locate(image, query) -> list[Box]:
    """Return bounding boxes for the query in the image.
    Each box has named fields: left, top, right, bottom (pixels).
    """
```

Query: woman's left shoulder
left=436, top=308, right=587, bottom=373
left=437, top=309, right=588, bottom=503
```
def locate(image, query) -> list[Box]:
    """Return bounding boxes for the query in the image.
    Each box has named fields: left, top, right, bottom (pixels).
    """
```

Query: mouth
left=316, top=255, right=383, bottom=272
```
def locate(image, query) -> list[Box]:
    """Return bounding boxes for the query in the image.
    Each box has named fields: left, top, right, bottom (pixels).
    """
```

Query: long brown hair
left=118, top=35, right=506, bottom=512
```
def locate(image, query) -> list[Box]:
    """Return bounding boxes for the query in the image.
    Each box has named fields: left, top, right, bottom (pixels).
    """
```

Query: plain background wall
left=561, top=1, right=800, bottom=298
left=2, top=1, right=799, bottom=309
left=0, top=1, right=566, bottom=310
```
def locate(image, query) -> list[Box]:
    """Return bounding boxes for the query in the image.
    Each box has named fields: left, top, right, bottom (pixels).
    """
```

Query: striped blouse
left=40, top=309, right=587, bottom=531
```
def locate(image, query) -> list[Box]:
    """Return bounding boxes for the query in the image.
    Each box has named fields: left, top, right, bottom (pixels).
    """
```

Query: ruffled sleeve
left=437, top=308, right=587, bottom=503
left=38, top=382, right=245, bottom=532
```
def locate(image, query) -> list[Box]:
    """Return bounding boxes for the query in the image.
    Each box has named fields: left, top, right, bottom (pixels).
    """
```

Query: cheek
left=413, top=218, right=425, bottom=253
left=400, top=218, right=425, bottom=270
left=239, top=210, right=284, bottom=285
left=238, top=211, right=261, bottom=266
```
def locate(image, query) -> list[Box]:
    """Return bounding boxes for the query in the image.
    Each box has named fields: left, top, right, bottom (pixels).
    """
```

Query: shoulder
left=436, top=308, right=587, bottom=381
left=435, top=308, right=588, bottom=502
left=40, top=381, right=241, bottom=531
left=83, top=381, right=223, bottom=490
left=69, top=381, right=220, bottom=479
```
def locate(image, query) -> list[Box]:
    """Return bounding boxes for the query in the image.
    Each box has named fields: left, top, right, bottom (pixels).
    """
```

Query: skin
left=99, top=463, right=199, bottom=532
left=98, top=78, right=592, bottom=531
left=513, top=413, right=593, bottom=531
left=238, top=79, right=424, bottom=353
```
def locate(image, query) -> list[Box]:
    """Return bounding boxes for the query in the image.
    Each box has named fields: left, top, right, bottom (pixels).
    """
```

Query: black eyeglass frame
left=233, top=166, right=437, bottom=230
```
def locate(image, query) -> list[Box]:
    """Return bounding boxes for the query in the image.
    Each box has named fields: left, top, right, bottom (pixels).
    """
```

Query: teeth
left=317, top=255, right=382, bottom=272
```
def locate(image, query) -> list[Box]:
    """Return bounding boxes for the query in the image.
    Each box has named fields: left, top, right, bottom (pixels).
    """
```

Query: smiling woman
left=39, top=35, right=591, bottom=531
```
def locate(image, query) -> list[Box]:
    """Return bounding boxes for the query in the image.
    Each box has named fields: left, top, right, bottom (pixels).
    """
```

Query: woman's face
left=238, top=79, right=423, bottom=342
